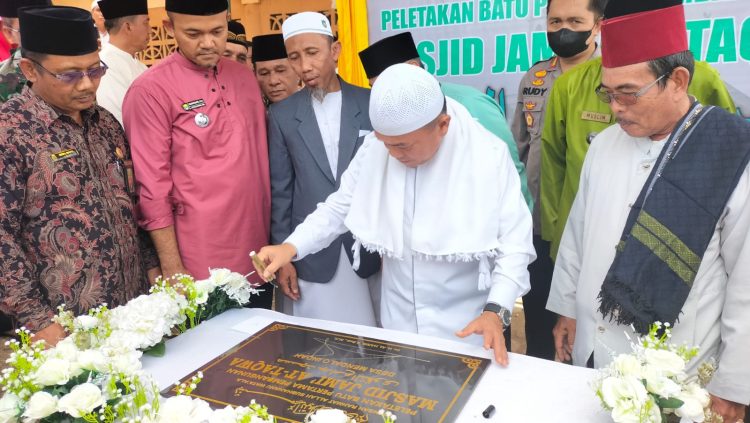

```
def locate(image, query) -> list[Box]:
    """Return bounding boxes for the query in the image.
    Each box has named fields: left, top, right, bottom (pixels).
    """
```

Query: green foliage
left=0, top=328, right=46, bottom=400
left=143, top=340, right=166, bottom=357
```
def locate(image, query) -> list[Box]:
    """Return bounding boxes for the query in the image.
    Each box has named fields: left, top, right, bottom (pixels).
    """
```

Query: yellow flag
left=336, top=0, right=370, bottom=88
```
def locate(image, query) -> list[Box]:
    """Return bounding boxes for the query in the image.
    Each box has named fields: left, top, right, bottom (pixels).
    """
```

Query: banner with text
left=367, top=0, right=750, bottom=121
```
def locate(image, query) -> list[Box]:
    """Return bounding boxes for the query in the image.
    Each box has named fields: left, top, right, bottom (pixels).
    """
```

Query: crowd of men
left=0, top=0, right=747, bottom=420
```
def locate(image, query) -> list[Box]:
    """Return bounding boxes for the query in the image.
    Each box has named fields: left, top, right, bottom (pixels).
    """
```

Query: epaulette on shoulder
left=530, top=57, right=554, bottom=69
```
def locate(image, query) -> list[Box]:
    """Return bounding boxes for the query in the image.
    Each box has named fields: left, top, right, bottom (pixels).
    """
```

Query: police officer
left=511, top=0, right=606, bottom=361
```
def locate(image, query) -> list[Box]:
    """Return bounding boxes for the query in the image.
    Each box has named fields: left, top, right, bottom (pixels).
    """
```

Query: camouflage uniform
left=0, top=49, right=24, bottom=103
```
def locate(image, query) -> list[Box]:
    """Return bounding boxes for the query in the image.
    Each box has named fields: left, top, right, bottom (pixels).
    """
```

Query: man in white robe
left=256, top=63, right=535, bottom=364
left=546, top=1, right=749, bottom=420
left=95, top=0, right=149, bottom=125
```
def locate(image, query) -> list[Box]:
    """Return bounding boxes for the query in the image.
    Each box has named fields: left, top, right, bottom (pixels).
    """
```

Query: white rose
left=222, top=273, right=253, bottom=304
left=48, top=338, right=78, bottom=362
left=208, top=407, right=239, bottom=423
left=309, top=408, right=351, bottom=423
left=675, top=383, right=710, bottom=422
left=194, top=280, right=214, bottom=305
left=611, top=404, right=645, bottom=423
left=33, top=358, right=72, bottom=386
left=0, top=393, right=21, bottom=423
left=613, top=354, right=643, bottom=378
left=601, top=376, right=649, bottom=409
left=643, top=349, right=685, bottom=377
left=23, top=391, right=58, bottom=420
left=643, top=397, right=663, bottom=423
left=207, top=268, right=233, bottom=287
left=57, top=383, right=104, bottom=418
left=77, top=349, right=108, bottom=372
left=74, top=315, right=99, bottom=331
left=106, top=350, right=142, bottom=375
left=156, top=396, right=213, bottom=423
left=642, top=366, right=681, bottom=399
left=611, top=396, right=661, bottom=423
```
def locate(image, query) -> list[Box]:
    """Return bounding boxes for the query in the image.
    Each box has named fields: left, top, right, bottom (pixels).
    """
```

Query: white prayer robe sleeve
left=284, top=139, right=366, bottom=258
left=707, top=165, right=750, bottom=405
left=545, top=140, right=592, bottom=320
left=487, top=146, right=536, bottom=310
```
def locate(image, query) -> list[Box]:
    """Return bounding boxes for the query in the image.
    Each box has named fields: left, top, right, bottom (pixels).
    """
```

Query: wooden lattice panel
left=136, top=25, right=177, bottom=67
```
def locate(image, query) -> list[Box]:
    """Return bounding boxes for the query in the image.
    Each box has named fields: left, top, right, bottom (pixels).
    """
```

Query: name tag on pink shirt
left=182, top=99, right=206, bottom=111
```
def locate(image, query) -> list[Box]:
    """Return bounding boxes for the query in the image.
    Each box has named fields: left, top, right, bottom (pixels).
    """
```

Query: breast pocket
left=520, top=95, right=546, bottom=137
left=24, top=147, right=84, bottom=219
left=45, top=148, right=85, bottom=199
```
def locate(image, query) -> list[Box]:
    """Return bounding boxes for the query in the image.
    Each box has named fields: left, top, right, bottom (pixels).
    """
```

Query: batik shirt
left=0, top=49, right=24, bottom=103
left=0, top=86, right=157, bottom=331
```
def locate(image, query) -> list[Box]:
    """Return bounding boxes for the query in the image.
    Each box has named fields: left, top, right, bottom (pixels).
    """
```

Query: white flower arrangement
left=592, top=323, right=715, bottom=423
left=0, top=269, right=273, bottom=423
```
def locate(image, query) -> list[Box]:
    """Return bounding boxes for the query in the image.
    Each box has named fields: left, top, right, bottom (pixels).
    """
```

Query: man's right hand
left=254, top=243, right=298, bottom=282
left=35, top=322, right=67, bottom=347
left=277, top=262, right=300, bottom=301
left=553, top=315, right=577, bottom=363
left=149, top=226, right=188, bottom=284
left=159, top=265, right=189, bottom=284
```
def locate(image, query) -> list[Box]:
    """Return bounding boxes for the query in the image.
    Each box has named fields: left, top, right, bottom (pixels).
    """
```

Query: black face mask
left=547, top=28, right=592, bottom=58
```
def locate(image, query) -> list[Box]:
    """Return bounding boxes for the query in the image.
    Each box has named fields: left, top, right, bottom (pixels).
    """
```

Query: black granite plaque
left=165, top=322, right=490, bottom=422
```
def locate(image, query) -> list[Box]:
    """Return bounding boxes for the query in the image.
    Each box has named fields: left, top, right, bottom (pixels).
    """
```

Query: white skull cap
left=282, top=11, right=333, bottom=41
left=369, top=63, right=444, bottom=137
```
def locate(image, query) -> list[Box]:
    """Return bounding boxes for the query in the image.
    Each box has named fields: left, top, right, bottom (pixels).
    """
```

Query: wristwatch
left=483, top=302, right=512, bottom=327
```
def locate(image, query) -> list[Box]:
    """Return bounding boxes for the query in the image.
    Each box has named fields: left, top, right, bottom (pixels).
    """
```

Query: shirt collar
left=21, top=85, right=100, bottom=128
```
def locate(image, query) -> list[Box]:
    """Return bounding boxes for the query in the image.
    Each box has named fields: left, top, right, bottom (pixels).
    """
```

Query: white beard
left=311, top=86, right=327, bottom=102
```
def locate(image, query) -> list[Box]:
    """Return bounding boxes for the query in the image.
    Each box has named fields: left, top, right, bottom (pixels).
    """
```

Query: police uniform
left=512, top=55, right=565, bottom=234
left=511, top=55, right=569, bottom=360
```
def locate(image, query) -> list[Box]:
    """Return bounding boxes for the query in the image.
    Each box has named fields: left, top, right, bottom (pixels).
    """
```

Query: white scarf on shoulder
left=345, top=98, right=510, bottom=288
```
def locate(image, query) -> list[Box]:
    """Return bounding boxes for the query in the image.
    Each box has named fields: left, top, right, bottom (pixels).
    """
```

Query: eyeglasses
left=6, top=26, right=19, bottom=33
left=29, top=59, right=108, bottom=84
left=595, top=74, right=668, bottom=106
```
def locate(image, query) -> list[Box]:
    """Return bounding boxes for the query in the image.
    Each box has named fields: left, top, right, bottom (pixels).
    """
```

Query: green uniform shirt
left=441, top=81, right=533, bottom=210
left=0, top=49, right=25, bottom=103
left=541, top=57, right=736, bottom=259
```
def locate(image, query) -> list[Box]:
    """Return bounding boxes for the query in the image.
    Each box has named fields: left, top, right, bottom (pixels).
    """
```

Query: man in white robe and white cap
left=256, top=63, right=535, bottom=364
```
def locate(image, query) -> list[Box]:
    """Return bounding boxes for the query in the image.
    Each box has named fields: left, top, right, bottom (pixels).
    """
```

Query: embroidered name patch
left=50, top=148, right=79, bottom=162
left=182, top=99, right=206, bottom=111
left=581, top=111, right=612, bottom=123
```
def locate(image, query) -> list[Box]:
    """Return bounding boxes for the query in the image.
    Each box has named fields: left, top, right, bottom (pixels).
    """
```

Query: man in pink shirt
left=122, top=0, right=270, bottom=284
